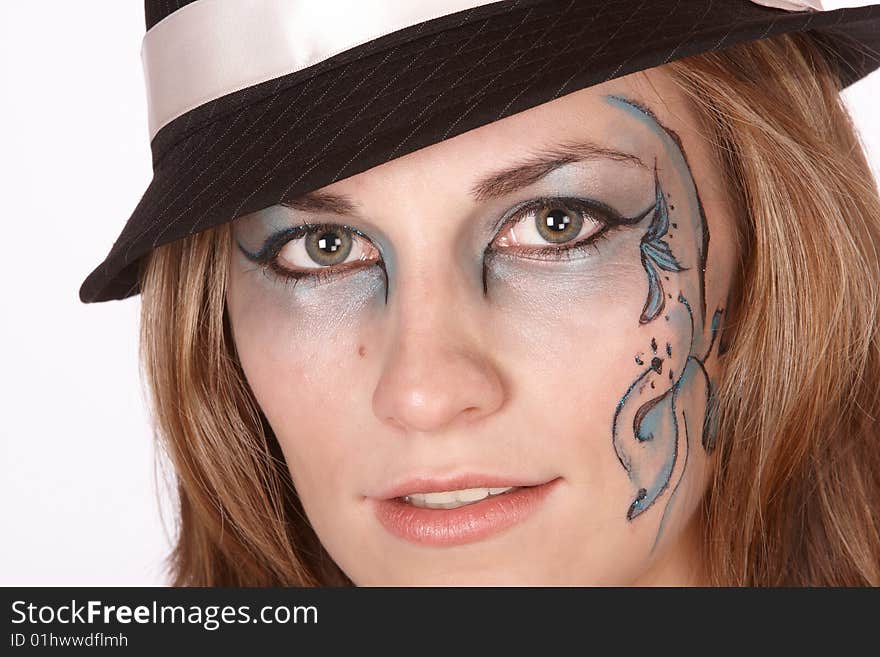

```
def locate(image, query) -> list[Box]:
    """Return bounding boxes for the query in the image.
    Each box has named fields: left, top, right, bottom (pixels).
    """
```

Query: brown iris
left=304, top=227, right=353, bottom=266
left=535, top=205, right=583, bottom=244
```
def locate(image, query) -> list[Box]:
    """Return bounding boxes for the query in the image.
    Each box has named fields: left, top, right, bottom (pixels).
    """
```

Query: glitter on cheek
left=226, top=265, right=387, bottom=463
left=483, top=220, right=647, bottom=315
left=480, top=238, right=654, bottom=394
left=228, top=263, right=387, bottom=361
left=292, top=266, right=386, bottom=327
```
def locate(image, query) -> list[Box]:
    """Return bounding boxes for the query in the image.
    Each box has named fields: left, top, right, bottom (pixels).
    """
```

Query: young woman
left=82, top=1, right=880, bottom=585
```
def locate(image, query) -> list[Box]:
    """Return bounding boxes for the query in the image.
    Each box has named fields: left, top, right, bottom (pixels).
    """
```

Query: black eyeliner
left=238, top=195, right=654, bottom=287
left=486, top=195, right=655, bottom=260
left=235, top=226, right=307, bottom=263
left=236, top=222, right=373, bottom=264
left=489, top=195, right=654, bottom=239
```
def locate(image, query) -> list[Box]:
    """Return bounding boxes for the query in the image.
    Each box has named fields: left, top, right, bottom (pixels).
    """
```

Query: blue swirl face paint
left=638, top=168, right=688, bottom=323
left=605, top=94, right=725, bottom=550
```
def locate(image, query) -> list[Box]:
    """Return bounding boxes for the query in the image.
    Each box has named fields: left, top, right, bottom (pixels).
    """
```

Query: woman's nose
left=371, top=279, right=506, bottom=435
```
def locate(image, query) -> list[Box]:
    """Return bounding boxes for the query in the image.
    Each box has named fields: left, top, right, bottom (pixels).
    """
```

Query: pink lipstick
left=371, top=474, right=562, bottom=547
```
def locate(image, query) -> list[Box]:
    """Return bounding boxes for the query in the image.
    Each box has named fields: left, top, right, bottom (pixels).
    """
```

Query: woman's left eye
left=489, top=198, right=614, bottom=260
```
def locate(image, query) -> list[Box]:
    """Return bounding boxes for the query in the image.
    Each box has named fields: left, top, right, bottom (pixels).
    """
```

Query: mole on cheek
left=358, top=344, right=366, bottom=358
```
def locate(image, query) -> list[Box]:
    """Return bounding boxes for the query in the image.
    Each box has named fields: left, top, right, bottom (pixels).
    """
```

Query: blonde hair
left=139, top=31, right=880, bottom=586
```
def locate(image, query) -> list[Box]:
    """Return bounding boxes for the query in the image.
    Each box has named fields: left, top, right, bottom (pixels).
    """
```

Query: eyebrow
left=283, top=140, right=647, bottom=213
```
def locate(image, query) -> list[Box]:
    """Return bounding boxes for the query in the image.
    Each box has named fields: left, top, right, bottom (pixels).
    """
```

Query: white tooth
left=422, top=490, right=458, bottom=504
left=401, top=486, right=522, bottom=509
left=454, top=487, right=491, bottom=502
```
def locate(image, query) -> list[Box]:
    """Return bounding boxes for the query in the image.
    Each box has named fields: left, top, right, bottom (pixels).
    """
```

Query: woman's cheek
left=226, top=264, right=386, bottom=444
left=482, top=234, right=697, bottom=525
left=482, top=227, right=671, bottom=386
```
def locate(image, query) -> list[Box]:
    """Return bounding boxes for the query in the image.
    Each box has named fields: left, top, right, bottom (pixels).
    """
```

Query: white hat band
left=141, top=0, right=501, bottom=140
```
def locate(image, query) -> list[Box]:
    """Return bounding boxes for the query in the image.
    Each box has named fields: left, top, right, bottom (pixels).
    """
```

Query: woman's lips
left=371, top=477, right=562, bottom=547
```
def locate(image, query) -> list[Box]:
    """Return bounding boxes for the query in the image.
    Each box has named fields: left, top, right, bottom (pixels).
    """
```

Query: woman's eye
left=491, top=199, right=611, bottom=258
left=271, top=224, right=380, bottom=280
left=253, top=198, right=621, bottom=287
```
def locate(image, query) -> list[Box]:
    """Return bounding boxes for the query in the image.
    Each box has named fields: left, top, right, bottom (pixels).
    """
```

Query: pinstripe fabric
left=145, top=0, right=197, bottom=30
left=79, top=0, right=880, bottom=302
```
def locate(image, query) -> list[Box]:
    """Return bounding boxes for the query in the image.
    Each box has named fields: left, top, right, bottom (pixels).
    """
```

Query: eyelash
left=252, top=197, right=619, bottom=289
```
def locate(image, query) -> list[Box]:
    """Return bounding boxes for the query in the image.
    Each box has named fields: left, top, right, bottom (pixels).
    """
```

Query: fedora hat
left=78, top=0, right=880, bottom=303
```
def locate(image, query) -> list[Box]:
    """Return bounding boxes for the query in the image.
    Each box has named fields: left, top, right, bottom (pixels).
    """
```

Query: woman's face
left=226, top=66, right=737, bottom=585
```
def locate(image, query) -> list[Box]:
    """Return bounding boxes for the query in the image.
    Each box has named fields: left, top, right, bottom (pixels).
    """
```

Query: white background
left=1, top=1, right=878, bottom=585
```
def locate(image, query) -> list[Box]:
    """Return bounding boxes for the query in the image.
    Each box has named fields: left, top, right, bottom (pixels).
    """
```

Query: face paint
left=232, top=204, right=392, bottom=297
left=229, top=207, right=389, bottom=353
left=482, top=157, right=657, bottom=309
left=604, top=94, right=725, bottom=550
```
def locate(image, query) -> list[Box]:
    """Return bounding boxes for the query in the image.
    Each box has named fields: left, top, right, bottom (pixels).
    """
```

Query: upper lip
left=374, top=473, right=557, bottom=500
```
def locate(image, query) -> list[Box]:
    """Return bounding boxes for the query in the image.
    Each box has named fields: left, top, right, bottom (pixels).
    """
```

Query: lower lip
left=372, top=478, right=562, bottom=547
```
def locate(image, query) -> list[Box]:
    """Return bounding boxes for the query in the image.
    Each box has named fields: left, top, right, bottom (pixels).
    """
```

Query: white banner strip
left=142, top=0, right=501, bottom=139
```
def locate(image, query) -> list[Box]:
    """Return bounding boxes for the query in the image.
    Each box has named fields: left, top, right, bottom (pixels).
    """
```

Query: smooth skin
left=226, top=67, right=738, bottom=585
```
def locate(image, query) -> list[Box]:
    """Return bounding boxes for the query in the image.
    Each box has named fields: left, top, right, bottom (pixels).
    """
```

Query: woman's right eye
left=260, top=223, right=381, bottom=284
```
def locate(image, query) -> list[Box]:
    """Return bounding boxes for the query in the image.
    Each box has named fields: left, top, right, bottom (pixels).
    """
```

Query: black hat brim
left=79, top=0, right=880, bottom=303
